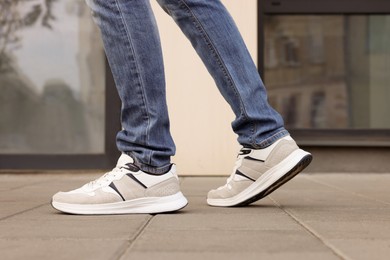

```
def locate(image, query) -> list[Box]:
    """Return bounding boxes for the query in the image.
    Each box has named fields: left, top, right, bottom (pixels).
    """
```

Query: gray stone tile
left=148, top=212, right=301, bottom=231
left=269, top=176, right=390, bottom=226
left=327, top=239, right=390, bottom=260
left=180, top=177, right=225, bottom=197
left=1, top=173, right=389, bottom=260
left=0, top=201, right=45, bottom=220
left=0, top=176, right=101, bottom=203
left=0, top=185, right=59, bottom=203
left=124, top=251, right=339, bottom=260
left=0, top=239, right=128, bottom=260
left=269, top=177, right=385, bottom=209
left=274, top=206, right=390, bottom=222
left=182, top=195, right=280, bottom=215
left=0, top=181, right=36, bottom=191
left=0, top=175, right=43, bottom=191
left=310, top=174, right=390, bottom=204
left=131, top=230, right=331, bottom=253
left=0, top=205, right=150, bottom=240
left=303, top=220, right=390, bottom=239
left=0, top=172, right=102, bottom=183
left=268, top=175, right=390, bottom=259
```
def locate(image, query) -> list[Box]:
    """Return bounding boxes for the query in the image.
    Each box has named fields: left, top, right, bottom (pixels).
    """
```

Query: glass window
left=264, top=15, right=390, bottom=130
left=0, top=0, right=105, bottom=154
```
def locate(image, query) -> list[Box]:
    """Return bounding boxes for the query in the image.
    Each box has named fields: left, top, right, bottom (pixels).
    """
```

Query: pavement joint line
left=117, top=215, right=154, bottom=259
left=268, top=196, right=348, bottom=260
left=0, top=237, right=126, bottom=242
left=303, top=175, right=390, bottom=206
left=0, top=203, right=47, bottom=222
left=4, top=180, right=53, bottom=192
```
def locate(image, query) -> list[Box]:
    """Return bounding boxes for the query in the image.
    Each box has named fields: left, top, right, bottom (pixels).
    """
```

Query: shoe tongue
left=116, top=153, right=134, bottom=168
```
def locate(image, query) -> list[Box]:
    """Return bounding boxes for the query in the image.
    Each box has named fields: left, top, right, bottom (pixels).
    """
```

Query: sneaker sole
left=51, top=192, right=188, bottom=215
left=207, top=149, right=312, bottom=207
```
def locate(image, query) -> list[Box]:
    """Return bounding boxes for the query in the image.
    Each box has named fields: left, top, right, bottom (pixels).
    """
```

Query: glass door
left=0, top=0, right=120, bottom=169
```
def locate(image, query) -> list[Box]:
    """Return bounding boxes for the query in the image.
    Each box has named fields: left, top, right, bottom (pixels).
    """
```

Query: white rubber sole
left=207, top=149, right=312, bottom=207
left=52, top=192, right=188, bottom=215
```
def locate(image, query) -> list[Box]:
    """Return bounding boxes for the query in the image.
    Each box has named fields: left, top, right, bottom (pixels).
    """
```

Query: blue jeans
left=86, top=0, right=288, bottom=173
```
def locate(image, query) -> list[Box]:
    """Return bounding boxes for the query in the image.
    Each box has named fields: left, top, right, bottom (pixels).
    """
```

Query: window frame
left=258, top=0, right=390, bottom=147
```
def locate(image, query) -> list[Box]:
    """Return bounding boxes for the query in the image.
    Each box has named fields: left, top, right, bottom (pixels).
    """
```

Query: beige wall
left=150, top=1, right=258, bottom=175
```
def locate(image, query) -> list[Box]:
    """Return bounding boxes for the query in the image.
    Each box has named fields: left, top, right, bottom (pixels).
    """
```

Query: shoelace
left=219, top=148, right=251, bottom=190
left=87, top=167, right=129, bottom=189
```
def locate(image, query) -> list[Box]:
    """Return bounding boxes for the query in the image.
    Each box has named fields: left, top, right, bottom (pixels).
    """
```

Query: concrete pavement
left=0, top=173, right=389, bottom=260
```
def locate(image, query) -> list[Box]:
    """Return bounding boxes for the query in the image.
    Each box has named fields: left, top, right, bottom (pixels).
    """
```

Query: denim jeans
left=85, top=0, right=288, bottom=173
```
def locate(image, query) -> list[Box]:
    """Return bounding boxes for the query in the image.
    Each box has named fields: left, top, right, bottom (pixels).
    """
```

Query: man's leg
left=157, top=0, right=287, bottom=148
left=51, top=0, right=187, bottom=214
left=157, top=0, right=312, bottom=206
left=88, top=0, right=175, bottom=173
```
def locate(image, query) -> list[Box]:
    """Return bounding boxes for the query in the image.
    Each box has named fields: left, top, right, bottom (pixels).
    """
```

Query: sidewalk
left=0, top=172, right=389, bottom=260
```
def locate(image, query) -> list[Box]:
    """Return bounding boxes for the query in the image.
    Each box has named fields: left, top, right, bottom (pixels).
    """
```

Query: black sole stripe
left=109, top=182, right=125, bottom=201
left=235, top=170, right=256, bottom=182
left=244, top=156, right=265, bottom=162
left=127, top=174, right=147, bottom=189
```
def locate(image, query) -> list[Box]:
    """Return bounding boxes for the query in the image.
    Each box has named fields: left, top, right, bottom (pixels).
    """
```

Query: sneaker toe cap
left=207, top=188, right=227, bottom=200
left=52, top=189, right=122, bottom=204
left=52, top=191, right=71, bottom=203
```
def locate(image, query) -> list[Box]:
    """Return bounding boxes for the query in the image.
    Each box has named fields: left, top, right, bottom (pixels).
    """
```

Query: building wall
left=150, top=1, right=258, bottom=175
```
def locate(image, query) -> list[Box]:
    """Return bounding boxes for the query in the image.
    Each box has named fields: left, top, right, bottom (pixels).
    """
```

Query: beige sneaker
left=52, top=154, right=188, bottom=214
left=207, top=136, right=312, bottom=207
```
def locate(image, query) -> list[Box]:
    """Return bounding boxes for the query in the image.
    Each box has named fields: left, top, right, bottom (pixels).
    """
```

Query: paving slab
left=0, top=205, right=150, bottom=240
left=0, top=201, right=46, bottom=220
left=0, top=239, right=128, bottom=260
left=182, top=191, right=281, bottom=215
left=309, top=174, right=390, bottom=204
left=269, top=177, right=386, bottom=209
left=326, top=239, right=390, bottom=260
left=302, top=219, right=390, bottom=239
left=146, top=212, right=301, bottom=231
left=0, top=179, right=43, bottom=192
left=129, top=229, right=332, bottom=253
left=0, top=175, right=100, bottom=201
left=180, top=177, right=225, bottom=197
left=124, top=251, right=340, bottom=260
left=0, top=173, right=389, bottom=260
left=269, top=174, right=390, bottom=260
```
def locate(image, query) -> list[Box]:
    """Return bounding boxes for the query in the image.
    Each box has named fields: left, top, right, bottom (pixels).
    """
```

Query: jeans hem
left=252, top=129, right=290, bottom=149
left=125, top=152, right=171, bottom=174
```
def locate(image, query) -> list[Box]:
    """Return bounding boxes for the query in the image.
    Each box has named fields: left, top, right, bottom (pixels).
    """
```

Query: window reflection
left=264, top=15, right=390, bottom=129
left=0, top=0, right=105, bottom=154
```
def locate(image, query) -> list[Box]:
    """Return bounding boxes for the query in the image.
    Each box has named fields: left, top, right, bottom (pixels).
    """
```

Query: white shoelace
left=87, top=167, right=129, bottom=189
left=218, top=148, right=250, bottom=190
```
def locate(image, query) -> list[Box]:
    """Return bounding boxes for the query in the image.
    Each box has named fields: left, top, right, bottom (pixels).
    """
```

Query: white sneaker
left=52, top=154, right=188, bottom=214
left=207, top=136, right=312, bottom=207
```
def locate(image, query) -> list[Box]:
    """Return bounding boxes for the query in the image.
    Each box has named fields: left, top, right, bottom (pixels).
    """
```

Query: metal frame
left=258, top=0, right=390, bottom=147
left=0, top=59, right=121, bottom=170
